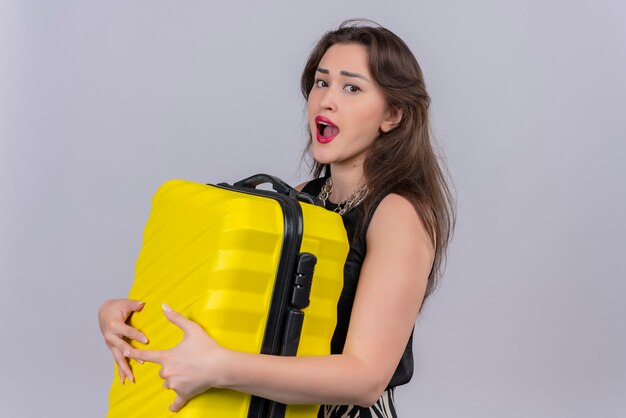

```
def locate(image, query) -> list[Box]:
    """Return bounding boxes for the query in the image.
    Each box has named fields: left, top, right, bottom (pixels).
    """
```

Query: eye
left=344, top=84, right=360, bottom=93
left=315, top=79, right=328, bottom=88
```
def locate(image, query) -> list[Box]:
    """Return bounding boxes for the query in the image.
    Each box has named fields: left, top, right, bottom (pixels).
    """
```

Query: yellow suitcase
left=107, top=174, right=349, bottom=418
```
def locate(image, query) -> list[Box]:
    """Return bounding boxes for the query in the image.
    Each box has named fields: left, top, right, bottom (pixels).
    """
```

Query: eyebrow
left=316, top=67, right=371, bottom=82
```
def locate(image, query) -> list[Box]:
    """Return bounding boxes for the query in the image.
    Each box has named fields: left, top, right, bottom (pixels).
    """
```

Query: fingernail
left=138, top=359, right=144, bottom=364
left=120, top=376, right=125, bottom=385
left=141, top=337, right=148, bottom=344
left=162, top=303, right=172, bottom=312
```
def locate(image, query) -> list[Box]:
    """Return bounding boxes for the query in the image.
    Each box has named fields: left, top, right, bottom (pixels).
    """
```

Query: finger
left=107, top=319, right=148, bottom=344
left=114, top=360, right=131, bottom=383
left=115, top=323, right=149, bottom=344
left=162, top=304, right=196, bottom=334
left=108, top=321, right=147, bottom=343
left=169, top=395, right=188, bottom=412
left=108, top=336, right=142, bottom=363
left=131, top=300, right=145, bottom=312
left=112, top=348, right=134, bottom=383
left=119, top=299, right=145, bottom=319
left=123, top=347, right=164, bottom=364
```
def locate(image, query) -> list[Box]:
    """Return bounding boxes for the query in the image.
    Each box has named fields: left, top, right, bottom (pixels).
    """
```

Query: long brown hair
left=301, top=19, right=456, bottom=299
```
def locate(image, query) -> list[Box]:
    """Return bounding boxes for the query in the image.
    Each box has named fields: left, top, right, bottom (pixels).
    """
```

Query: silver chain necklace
left=318, top=177, right=370, bottom=216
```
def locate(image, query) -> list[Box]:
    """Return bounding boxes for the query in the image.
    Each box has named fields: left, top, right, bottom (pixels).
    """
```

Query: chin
left=311, top=154, right=334, bottom=166
left=310, top=144, right=334, bottom=165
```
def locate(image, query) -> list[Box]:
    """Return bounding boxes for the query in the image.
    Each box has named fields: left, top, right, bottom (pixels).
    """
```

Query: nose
left=319, top=86, right=337, bottom=112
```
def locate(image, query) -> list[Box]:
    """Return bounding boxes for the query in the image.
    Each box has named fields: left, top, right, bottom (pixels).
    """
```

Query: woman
left=99, top=19, right=455, bottom=417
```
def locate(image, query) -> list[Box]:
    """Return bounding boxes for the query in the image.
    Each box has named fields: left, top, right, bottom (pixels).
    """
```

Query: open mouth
left=315, top=116, right=340, bottom=143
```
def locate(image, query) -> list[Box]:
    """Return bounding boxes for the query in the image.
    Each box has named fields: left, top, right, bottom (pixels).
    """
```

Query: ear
left=380, top=107, right=403, bottom=133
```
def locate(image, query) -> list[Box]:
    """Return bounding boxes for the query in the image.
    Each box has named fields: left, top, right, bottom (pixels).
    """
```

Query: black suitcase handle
left=233, top=173, right=322, bottom=206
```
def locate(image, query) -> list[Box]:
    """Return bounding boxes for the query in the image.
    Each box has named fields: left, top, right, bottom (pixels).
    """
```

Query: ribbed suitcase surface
left=107, top=178, right=348, bottom=418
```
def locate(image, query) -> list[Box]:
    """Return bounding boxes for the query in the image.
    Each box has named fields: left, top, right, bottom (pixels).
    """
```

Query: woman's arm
left=127, top=193, right=434, bottom=410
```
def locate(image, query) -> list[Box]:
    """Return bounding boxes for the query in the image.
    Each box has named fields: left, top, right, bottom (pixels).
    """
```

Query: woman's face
left=307, top=42, right=397, bottom=169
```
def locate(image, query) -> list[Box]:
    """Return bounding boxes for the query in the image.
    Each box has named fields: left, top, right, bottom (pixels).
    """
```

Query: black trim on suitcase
left=215, top=175, right=319, bottom=418
left=267, top=252, right=317, bottom=418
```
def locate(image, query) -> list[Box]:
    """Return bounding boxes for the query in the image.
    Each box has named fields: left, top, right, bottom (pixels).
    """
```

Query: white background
left=1, top=1, right=625, bottom=417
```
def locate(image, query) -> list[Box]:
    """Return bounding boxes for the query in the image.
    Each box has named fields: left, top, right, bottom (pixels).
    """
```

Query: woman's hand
left=124, top=304, right=228, bottom=412
left=98, top=298, right=148, bottom=384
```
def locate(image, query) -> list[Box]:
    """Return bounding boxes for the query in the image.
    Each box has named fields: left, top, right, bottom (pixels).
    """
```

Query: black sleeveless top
left=302, top=177, right=414, bottom=389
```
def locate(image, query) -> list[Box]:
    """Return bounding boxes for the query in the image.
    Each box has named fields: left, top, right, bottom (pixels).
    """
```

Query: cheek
left=306, top=95, right=318, bottom=124
left=306, top=90, right=321, bottom=111
left=350, top=106, right=386, bottom=138
left=306, top=103, right=315, bottom=134
left=365, top=98, right=390, bottom=131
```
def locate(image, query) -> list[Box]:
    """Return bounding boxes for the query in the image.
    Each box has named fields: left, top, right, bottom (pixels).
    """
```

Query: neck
left=328, top=163, right=366, bottom=203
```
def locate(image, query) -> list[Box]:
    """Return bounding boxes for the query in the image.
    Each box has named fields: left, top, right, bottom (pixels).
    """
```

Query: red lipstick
left=315, top=116, right=339, bottom=144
